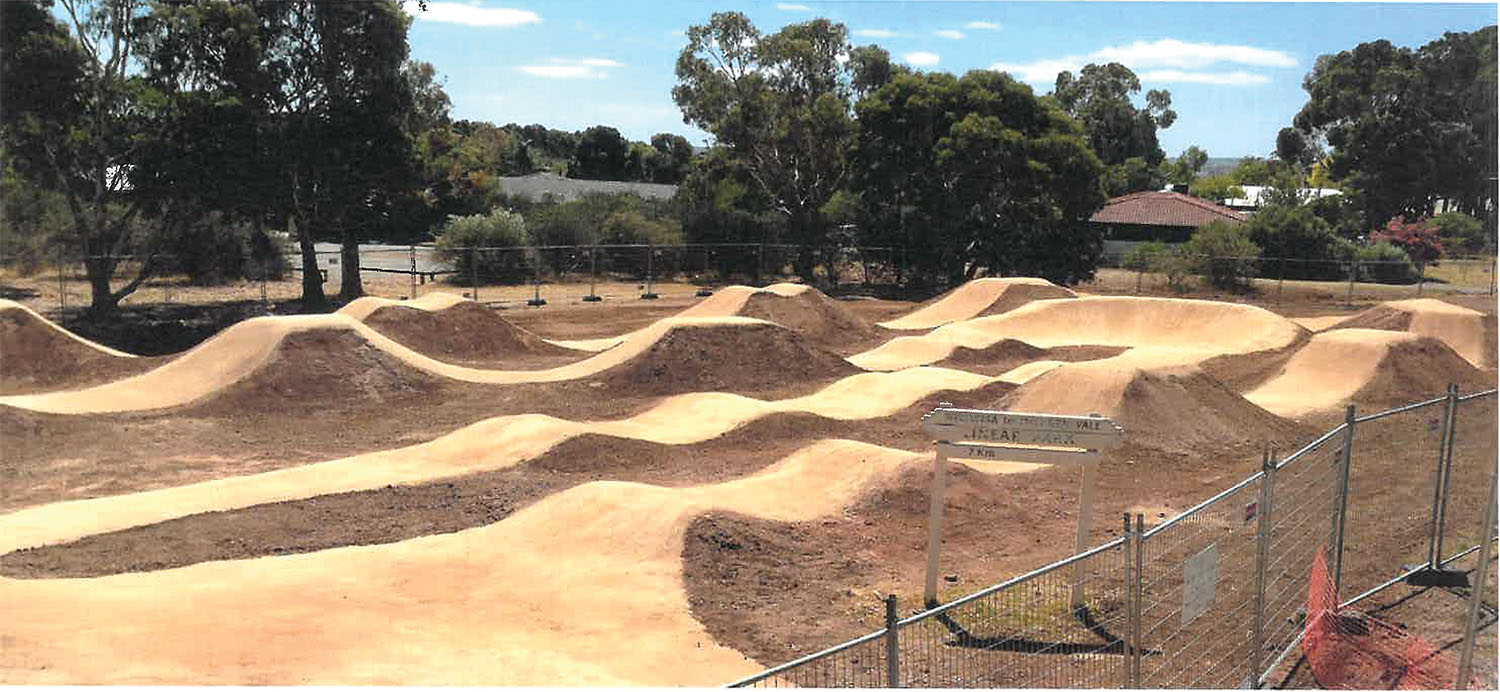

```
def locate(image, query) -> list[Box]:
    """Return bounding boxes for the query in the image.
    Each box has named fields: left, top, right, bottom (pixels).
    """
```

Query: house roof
left=1090, top=191, right=1246, bottom=227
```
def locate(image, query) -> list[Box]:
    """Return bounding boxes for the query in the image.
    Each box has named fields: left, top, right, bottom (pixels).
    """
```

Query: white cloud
left=855, top=28, right=898, bottom=38
left=777, top=3, right=813, bottom=11
left=903, top=51, right=940, bottom=67
left=404, top=2, right=540, bottom=28
left=518, top=58, right=623, bottom=80
left=1140, top=70, right=1270, bottom=85
left=965, top=21, right=1002, bottom=31
left=934, top=30, right=967, bottom=40
left=989, top=38, right=1296, bottom=86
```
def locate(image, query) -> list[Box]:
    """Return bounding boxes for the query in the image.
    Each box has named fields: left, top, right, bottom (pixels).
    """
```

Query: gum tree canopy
left=852, top=70, right=1107, bottom=286
left=672, top=11, right=859, bottom=280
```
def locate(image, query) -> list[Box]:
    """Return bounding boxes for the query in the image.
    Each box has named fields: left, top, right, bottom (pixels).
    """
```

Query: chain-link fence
left=1101, top=252, right=1497, bottom=302
left=728, top=386, right=1498, bottom=688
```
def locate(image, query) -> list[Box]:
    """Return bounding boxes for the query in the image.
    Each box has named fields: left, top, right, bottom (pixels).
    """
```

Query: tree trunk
left=84, top=254, right=118, bottom=316
left=338, top=227, right=362, bottom=299
left=292, top=211, right=326, bottom=308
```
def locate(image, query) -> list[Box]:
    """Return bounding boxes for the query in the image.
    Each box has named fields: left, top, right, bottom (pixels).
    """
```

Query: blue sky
left=405, top=1, right=1494, bottom=159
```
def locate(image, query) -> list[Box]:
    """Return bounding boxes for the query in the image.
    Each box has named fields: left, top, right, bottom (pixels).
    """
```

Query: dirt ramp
left=361, top=301, right=577, bottom=365
left=593, top=320, right=859, bottom=396
left=999, top=356, right=1299, bottom=453
left=202, top=328, right=447, bottom=413
left=934, top=339, right=1128, bottom=377
left=1246, top=329, right=1490, bottom=419
left=1332, top=299, right=1492, bottom=369
left=878, top=278, right=1076, bottom=330
left=678, top=283, right=875, bottom=350
left=0, top=301, right=159, bottom=394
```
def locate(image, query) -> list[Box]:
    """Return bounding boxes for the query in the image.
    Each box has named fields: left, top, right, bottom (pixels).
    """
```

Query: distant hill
left=1200, top=157, right=1242, bottom=177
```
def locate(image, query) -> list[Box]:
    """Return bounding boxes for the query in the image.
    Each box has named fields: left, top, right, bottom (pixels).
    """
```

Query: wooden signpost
left=921, top=405, right=1124, bottom=608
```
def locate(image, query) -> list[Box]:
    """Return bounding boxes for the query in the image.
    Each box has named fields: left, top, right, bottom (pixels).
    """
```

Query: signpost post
left=921, top=405, right=1124, bottom=608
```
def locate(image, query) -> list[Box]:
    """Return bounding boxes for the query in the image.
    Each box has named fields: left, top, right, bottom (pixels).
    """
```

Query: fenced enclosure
left=1100, top=251, right=1498, bottom=302
left=729, top=386, right=1499, bottom=688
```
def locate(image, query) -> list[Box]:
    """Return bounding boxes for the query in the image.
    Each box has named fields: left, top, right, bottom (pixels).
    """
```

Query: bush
left=1244, top=205, right=1346, bottom=281
left=1430, top=212, right=1487, bottom=256
left=1152, top=247, right=1196, bottom=293
left=1184, top=220, right=1260, bottom=291
left=1355, top=241, right=1418, bottom=284
left=173, top=215, right=288, bottom=285
left=433, top=208, right=531, bottom=283
left=1122, top=241, right=1169, bottom=272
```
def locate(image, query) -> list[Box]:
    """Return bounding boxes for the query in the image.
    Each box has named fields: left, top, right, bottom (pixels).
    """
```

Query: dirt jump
left=876, top=277, right=1077, bottom=330
left=1, top=277, right=1494, bottom=686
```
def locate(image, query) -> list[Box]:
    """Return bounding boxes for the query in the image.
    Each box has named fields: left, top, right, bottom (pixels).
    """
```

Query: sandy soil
left=0, top=280, right=1495, bottom=686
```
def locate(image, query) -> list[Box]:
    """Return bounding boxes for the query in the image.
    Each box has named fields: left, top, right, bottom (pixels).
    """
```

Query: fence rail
left=728, top=386, right=1499, bottom=688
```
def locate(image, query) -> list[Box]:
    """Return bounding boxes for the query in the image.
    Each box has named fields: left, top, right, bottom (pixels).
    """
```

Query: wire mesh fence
left=1100, top=252, right=1497, bottom=301
left=727, top=386, right=1498, bottom=688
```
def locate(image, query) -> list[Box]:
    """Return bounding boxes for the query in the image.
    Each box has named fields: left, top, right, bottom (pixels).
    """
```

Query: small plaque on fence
left=1244, top=501, right=1257, bottom=524
left=1183, top=543, right=1219, bottom=626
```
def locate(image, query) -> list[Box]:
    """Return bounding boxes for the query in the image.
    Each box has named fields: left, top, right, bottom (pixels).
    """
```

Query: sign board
left=922, top=408, right=1123, bottom=450
left=1182, top=543, right=1219, bottom=626
left=936, top=441, right=1100, bottom=467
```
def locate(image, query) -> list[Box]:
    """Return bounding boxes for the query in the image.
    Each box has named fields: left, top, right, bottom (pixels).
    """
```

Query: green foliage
left=1184, top=221, right=1260, bottom=290
left=1052, top=63, right=1175, bottom=195
left=1188, top=175, right=1244, bottom=203
left=1122, top=241, right=1170, bottom=272
left=646, top=133, right=694, bottom=184
left=433, top=208, right=530, bottom=282
left=567, top=125, right=633, bottom=181
left=1430, top=211, right=1489, bottom=255
left=852, top=69, right=1106, bottom=287
left=1164, top=146, right=1208, bottom=185
left=1355, top=241, right=1418, bottom=284
left=1244, top=204, right=1349, bottom=280
left=525, top=193, right=681, bottom=247
left=674, top=12, right=858, bottom=279
left=1291, top=26, right=1496, bottom=225
left=172, top=218, right=288, bottom=285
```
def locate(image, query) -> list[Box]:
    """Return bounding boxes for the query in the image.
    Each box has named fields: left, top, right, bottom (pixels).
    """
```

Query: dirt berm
left=0, top=300, right=158, bottom=394
left=360, top=300, right=578, bottom=365
left=591, top=319, right=859, bottom=396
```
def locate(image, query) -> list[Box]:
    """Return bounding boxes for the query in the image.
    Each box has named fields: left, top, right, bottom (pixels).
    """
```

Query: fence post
left=1433, top=383, right=1461, bottom=564
left=57, top=245, right=66, bottom=315
left=1416, top=262, right=1425, bottom=296
left=1277, top=256, right=1287, bottom=305
left=883, top=594, right=900, bottom=688
left=1427, top=384, right=1460, bottom=568
left=1332, top=406, right=1356, bottom=597
left=1454, top=469, right=1497, bottom=687
left=755, top=243, right=764, bottom=285
left=1121, top=513, right=1136, bottom=689
left=260, top=261, right=270, bottom=313
left=527, top=247, right=546, bottom=306
left=407, top=244, right=416, bottom=299
left=1345, top=258, right=1358, bottom=306
left=642, top=244, right=659, bottom=299
left=1250, top=448, right=1276, bottom=680
left=470, top=247, right=479, bottom=303
left=1130, top=513, right=1144, bottom=688
left=583, top=246, right=602, bottom=302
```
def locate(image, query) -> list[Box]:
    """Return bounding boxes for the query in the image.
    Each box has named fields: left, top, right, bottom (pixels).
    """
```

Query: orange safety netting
left=1303, top=548, right=1473, bottom=689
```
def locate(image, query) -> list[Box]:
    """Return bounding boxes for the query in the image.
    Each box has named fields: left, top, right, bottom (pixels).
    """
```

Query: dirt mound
left=1331, top=299, right=1493, bottom=369
left=878, top=278, right=1077, bottom=330
left=998, top=357, right=1303, bottom=454
left=0, top=303, right=158, bottom=394
left=737, top=288, right=877, bottom=350
left=1246, top=329, right=1492, bottom=419
left=202, top=328, right=447, bottom=413
left=935, top=339, right=1129, bottom=376
left=1349, top=336, right=1493, bottom=411
left=361, top=301, right=577, bottom=365
left=592, top=320, right=859, bottom=396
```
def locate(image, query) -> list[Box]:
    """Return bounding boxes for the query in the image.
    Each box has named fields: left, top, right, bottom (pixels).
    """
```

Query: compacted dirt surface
left=0, top=280, right=1494, bottom=686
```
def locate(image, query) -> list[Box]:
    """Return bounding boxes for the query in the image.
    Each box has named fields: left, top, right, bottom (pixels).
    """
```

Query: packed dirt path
left=0, top=440, right=1040, bottom=686
left=876, top=277, right=1076, bottom=330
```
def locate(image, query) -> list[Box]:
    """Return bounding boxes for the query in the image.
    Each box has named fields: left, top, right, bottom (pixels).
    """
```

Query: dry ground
left=0, top=264, right=1495, bottom=686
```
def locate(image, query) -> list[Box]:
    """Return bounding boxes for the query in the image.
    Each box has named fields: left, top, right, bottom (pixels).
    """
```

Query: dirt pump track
left=0, top=279, right=1494, bottom=685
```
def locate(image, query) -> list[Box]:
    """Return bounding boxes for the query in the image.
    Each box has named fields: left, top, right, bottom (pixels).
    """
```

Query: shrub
left=433, top=208, right=531, bottom=283
left=172, top=214, right=288, bottom=285
left=1244, top=205, right=1346, bottom=281
left=1151, top=248, right=1196, bottom=293
left=1355, top=241, right=1418, bottom=284
left=1430, top=212, right=1487, bottom=256
left=1184, top=220, right=1260, bottom=291
left=1122, top=241, right=1169, bottom=272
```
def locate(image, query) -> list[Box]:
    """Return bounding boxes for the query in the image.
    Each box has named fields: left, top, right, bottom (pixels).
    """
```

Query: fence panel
left=1136, top=475, right=1265, bottom=688
left=1259, top=432, right=1346, bottom=682
left=1339, top=398, right=1450, bottom=600
left=1444, top=392, right=1499, bottom=563
left=731, top=629, right=892, bottom=688
left=894, top=539, right=1130, bottom=688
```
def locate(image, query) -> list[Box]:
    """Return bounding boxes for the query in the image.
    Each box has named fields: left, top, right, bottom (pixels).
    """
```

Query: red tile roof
left=1090, top=191, right=1246, bottom=227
